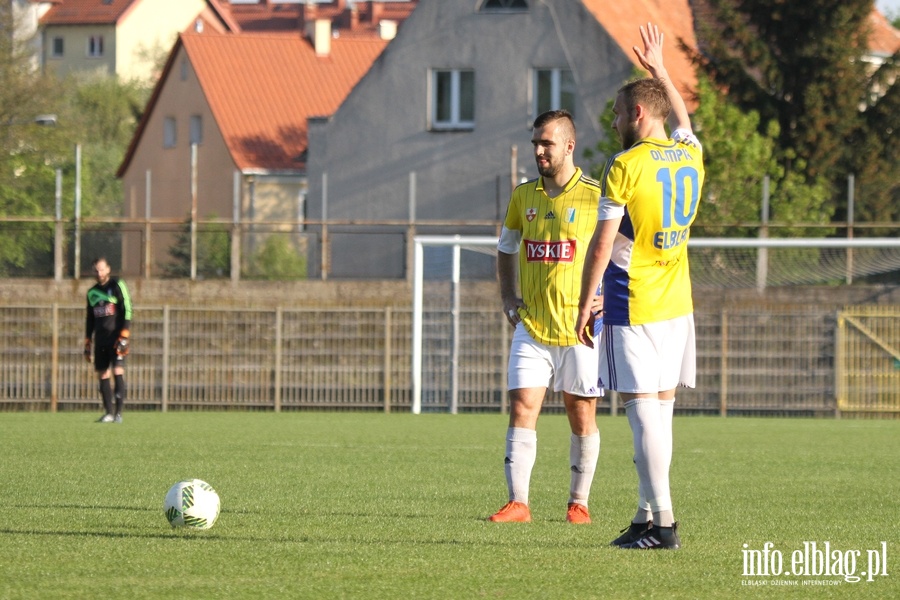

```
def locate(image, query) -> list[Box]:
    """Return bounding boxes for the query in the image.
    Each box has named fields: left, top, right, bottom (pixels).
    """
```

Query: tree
left=0, top=6, right=152, bottom=276
left=685, top=0, right=898, bottom=227
left=164, top=215, right=231, bottom=279
left=689, top=73, right=779, bottom=236
left=587, top=71, right=834, bottom=238
left=0, top=6, right=72, bottom=275
left=248, top=235, right=307, bottom=280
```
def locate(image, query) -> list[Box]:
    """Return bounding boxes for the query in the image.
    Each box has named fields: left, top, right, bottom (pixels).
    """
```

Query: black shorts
left=94, top=345, right=126, bottom=372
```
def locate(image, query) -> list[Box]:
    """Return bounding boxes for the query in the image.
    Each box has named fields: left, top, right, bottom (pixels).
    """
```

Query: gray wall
left=307, top=0, right=634, bottom=278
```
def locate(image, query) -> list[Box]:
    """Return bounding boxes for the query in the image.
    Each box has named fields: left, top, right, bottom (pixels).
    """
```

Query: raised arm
left=632, top=23, right=692, bottom=133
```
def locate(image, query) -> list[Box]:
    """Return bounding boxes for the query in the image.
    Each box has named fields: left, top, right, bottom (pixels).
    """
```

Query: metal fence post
left=846, top=174, right=855, bottom=285
left=274, top=307, right=282, bottom=412
left=231, top=170, right=242, bottom=283
left=144, top=170, right=152, bottom=279
left=73, top=144, right=82, bottom=279
left=320, top=172, right=328, bottom=280
left=161, top=305, right=170, bottom=412
left=51, top=303, right=59, bottom=412
left=190, top=143, right=198, bottom=281
left=384, top=306, right=392, bottom=413
left=54, top=170, right=63, bottom=282
left=406, top=171, right=416, bottom=283
left=720, top=310, right=729, bottom=417
left=835, top=310, right=844, bottom=419
left=756, top=177, right=769, bottom=293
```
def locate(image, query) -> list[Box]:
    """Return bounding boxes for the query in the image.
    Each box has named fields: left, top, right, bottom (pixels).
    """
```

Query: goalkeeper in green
left=85, top=257, right=133, bottom=423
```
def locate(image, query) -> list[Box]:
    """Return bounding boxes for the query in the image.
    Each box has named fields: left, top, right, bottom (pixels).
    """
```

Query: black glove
left=115, top=330, right=130, bottom=357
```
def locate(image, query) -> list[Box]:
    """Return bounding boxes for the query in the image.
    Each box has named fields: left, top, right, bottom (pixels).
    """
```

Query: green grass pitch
left=0, top=412, right=896, bottom=599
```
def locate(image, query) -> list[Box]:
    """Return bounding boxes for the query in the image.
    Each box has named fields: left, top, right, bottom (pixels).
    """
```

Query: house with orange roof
left=114, top=0, right=417, bottom=277
left=115, top=7, right=404, bottom=276
left=866, top=8, right=900, bottom=66
left=305, top=0, right=899, bottom=279
left=303, top=0, right=705, bottom=278
left=39, top=0, right=211, bottom=81
left=114, top=0, right=897, bottom=280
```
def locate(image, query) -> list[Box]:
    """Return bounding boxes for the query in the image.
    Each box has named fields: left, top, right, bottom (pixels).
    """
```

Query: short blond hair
left=618, top=78, right=670, bottom=120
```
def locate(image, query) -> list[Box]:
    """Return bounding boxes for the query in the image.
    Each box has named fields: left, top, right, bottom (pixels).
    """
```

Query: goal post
left=412, top=235, right=498, bottom=414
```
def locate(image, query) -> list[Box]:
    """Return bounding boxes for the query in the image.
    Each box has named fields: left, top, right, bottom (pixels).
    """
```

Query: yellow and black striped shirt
left=502, top=167, right=601, bottom=346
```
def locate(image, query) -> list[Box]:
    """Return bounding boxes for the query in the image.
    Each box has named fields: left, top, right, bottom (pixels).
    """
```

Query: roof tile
left=182, top=32, right=388, bottom=171
left=40, top=0, right=137, bottom=26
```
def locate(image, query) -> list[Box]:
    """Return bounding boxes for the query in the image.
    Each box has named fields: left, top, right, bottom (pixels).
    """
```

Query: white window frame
left=87, top=35, right=104, bottom=58
left=164, top=117, right=177, bottom=149
left=533, top=68, right=576, bottom=117
left=430, top=69, right=475, bottom=131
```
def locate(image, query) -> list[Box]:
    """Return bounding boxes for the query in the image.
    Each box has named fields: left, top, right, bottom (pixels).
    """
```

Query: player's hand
left=83, top=338, right=92, bottom=362
left=503, top=300, right=525, bottom=328
left=632, top=23, right=665, bottom=76
left=115, top=330, right=130, bottom=357
left=575, top=306, right=596, bottom=348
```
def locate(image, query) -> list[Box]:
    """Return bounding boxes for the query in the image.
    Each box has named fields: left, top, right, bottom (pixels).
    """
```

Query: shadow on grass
left=0, top=524, right=614, bottom=550
left=10, top=503, right=159, bottom=512
left=0, top=527, right=235, bottom=541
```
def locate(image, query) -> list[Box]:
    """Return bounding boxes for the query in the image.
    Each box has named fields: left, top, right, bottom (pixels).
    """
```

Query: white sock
left=626, top=399, right=674, bottom=527
left=659, top=398, right=674, bottom=478
left=504, top=427, right=537, bottom=504
left=633, top=478, right=652, bottom=524
left=655, top=399, right=675, bottom=527
left=568, top=431, right=600, bottom=505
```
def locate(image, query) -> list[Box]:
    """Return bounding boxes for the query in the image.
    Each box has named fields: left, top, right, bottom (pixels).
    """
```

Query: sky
left=876, top=0, right=900, bottom=18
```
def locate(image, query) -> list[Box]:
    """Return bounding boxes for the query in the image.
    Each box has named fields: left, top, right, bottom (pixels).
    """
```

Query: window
left=481, top=0, right=528, bottom=11
left=190, top=115, right=203, bottom=145
left=87, top=35, right=104, bottom=58
left=164, top=117, right=176, bottom=148
left=51, top=37, right=64, bottom=57
left=534, top=68, right=575, bottom=117
left=431, top=69, right=475, bottom=130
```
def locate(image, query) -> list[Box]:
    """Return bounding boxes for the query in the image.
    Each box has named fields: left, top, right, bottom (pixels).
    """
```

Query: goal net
left=411, top=235, right=900, bottom=414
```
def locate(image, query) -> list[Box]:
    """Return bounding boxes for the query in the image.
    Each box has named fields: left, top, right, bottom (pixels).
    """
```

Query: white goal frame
left=411, top=235, right=900, bottom=414
left=412, top=235, right=498, bottom=414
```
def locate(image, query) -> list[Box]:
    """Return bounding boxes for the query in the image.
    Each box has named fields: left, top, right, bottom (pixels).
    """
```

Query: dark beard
left=536, top=160, right=559, bottom=178
left=620, top=123, right=639, bottom=150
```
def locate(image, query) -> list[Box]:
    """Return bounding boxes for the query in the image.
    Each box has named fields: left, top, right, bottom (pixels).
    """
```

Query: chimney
left=379, top=20, right=397, bottom=40
left=307, top=18, right=332, bottom=57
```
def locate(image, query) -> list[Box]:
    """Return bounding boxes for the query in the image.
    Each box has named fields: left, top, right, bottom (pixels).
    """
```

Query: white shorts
left=599, top=314, right=696, bottom=393
left=507, top=323, right=602, bottom=397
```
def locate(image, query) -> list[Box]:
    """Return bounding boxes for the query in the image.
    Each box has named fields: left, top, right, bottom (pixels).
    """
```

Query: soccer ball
left=164, top=479, right=220, bottom=529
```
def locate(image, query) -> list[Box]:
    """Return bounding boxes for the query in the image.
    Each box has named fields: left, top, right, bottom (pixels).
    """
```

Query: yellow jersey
left=501, top=167, right=602, bottom=346
left=600, top=131, right=704, bottom=325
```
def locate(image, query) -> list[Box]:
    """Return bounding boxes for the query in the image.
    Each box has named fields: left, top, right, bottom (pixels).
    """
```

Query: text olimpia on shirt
left=599, top=130, right=705, bottom=326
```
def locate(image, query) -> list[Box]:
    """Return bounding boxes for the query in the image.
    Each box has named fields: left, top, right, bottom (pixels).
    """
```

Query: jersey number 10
left=656, top=166, right=700, bottom=228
